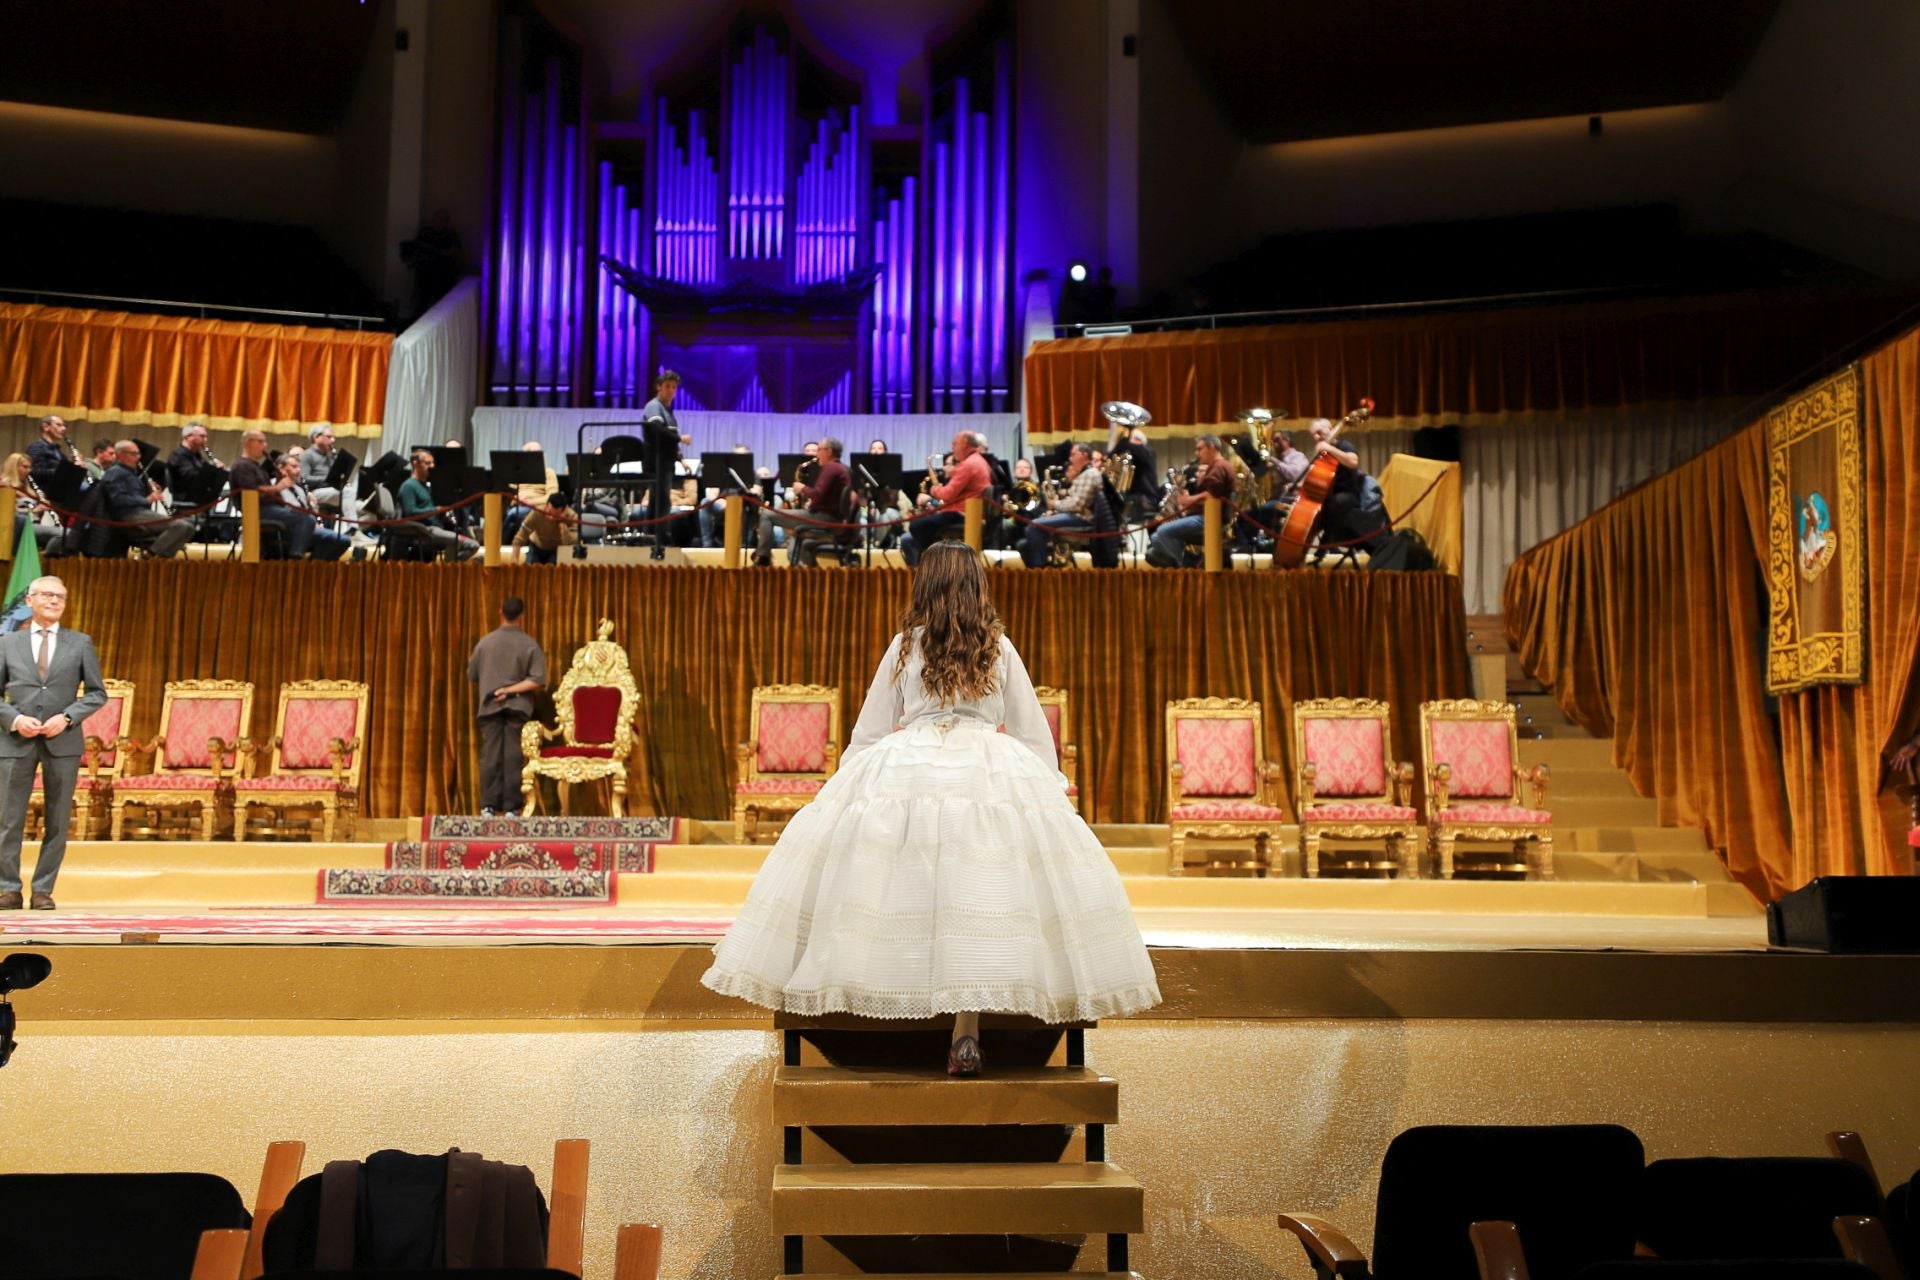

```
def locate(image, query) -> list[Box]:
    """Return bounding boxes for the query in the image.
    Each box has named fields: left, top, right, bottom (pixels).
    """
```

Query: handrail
left=0, top=285, right=388, bottom=330
left=1052, top=283, right=1664, bottom=338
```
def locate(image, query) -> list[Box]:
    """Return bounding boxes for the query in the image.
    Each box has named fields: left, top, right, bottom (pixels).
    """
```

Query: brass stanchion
left=483, top=493, right=504, bottom=567
left=722, top=495, right=744, bottom=568
left=1203, top=497, right=1224, bottom=572
left=241, top=489, right=261, bottom=563
left=0, top=485, right=16, bottom=564
left=963, top=497, right=984, bottom=552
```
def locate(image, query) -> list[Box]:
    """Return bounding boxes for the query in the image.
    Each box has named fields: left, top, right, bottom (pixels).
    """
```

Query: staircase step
left=1543, top=769, right=1645, bottom=799
left=774, top=1066, right=1118, bottom=1127
left=771, top=1161, right=1144, bottom=1236
left=1541, top=796, right=1660, bottom=826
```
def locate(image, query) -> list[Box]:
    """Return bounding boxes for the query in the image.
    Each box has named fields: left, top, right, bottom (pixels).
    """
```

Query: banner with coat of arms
left=1766, top=365, right=1865, bottom=693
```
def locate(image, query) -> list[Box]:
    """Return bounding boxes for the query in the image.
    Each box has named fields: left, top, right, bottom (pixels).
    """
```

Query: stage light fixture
left=1068, top=262, right=1089, bottom=283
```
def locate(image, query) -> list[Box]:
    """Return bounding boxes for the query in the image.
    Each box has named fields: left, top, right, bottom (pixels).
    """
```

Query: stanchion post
left=1203, top=497, right=1224, bottom=572
left=722, top=495, right=744, bottom=568
left=483, top=493, right=504, bottom=567
left=0, top=485, right=15, bottom=564
left=963, top=497, right=984, bottom=552
left=240, top=489, right=261, bottom=563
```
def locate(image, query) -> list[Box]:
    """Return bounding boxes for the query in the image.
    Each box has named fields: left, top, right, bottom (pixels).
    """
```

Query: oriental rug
left=317, top=868, right=615, bottom=906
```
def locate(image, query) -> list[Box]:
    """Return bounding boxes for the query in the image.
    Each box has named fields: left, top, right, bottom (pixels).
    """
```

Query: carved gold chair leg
left=1529, top=834, right=1554, bottom=881
left=1435, top=830, right=1455, bottom=880
left=611, top=776, right=627, bottom=818
left=1255, top=832, right=1271, bottom=878
left=1396, top=833, right=1421, bottom=880
left=1168, top=829, right=1186, bottom=876
left=320, top=800, right=337, bottom=844
left=1302, top=830, right=1321, bottom=879
left=111, top=800, right=127, bottom=842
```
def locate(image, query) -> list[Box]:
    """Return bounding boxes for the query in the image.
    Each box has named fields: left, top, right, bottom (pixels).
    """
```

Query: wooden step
left=771, top=1161, right=1144, bottom=1236
left=1544, top=769, right=1645, bottom=800
left=775, top=1065, right=1118, bottom=1127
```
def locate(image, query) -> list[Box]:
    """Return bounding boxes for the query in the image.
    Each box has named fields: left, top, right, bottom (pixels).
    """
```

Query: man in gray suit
left=0, top=576, right=107, bottom=909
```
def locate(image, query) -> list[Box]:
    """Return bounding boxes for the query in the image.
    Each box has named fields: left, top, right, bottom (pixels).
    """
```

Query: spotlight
left=1067, top=262, right=1089, bottom=283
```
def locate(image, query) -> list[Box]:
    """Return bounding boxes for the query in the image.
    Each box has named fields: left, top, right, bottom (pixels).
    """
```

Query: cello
left=1273, top=397, right=1373, bottom=567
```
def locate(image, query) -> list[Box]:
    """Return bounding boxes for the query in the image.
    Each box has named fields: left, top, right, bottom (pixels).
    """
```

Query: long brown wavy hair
left=894, top=542, right=1003, bottom=704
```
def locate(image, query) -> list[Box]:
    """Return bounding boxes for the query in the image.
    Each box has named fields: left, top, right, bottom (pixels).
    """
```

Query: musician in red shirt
left=899, top=430, right=992, bottom=565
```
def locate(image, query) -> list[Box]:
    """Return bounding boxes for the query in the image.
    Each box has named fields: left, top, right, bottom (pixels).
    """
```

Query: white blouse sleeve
left=998, top=637, right=1060, bottom=773
left=843, top=634, right=907, bottom=765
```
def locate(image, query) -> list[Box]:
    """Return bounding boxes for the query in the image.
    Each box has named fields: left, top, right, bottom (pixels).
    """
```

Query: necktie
left=35, top=629, right=49, bottom=680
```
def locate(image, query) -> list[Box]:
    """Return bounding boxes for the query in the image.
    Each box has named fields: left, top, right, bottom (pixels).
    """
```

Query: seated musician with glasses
left=1146, top=434, right=1234, bottom=568
left=899, top=430, right=990, bottom=566
left=754, top=437, right=849, bottom=567
left=1021, top=444, right=1100, bottom=569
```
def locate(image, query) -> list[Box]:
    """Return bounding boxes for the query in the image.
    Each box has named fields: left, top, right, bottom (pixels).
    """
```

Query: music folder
left=855, top=452, right=903, bottom=493
left=323, top=448, right=358, bottom=493
left=490, top=450, right=550, bottom=488
left=699, top=451, right=754, bottom=494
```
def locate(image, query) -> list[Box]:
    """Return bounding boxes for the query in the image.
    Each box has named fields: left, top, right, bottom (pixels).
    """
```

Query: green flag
left=2, top=524, right=43, bottom=631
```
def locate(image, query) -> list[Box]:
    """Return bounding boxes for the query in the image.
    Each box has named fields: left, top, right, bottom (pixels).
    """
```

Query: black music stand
left=852, top=453, right=903, bottom=567
left=699, top=451, right=756, bottom=494
left=776, top=453, right=812, bottom=490
left=43, top=458, right=88, bottom=508
left=323, top=448, right=358, bottom=495
left=490, top=450, right=548, bottom=489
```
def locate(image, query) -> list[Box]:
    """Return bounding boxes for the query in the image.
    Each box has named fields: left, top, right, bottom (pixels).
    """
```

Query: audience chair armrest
left=614, top=1223, right=663, bottom=1280
left=1298, top=760, right=1319, bottom=810
left=1428, top=761, right=1452, bottom=813
left=547, top=1137, right=590, bottom=1276
left=1835, top=1215, right=1905, bottom=1280
left=1470, top=1221, right=1532, bottom=1280
left=1826, top=1130, right=1883, bottom=1198
left=244, top=1140, right=306, bottom=1280
left=1277, top=1212, right=1371, bottom=1279
left=190, top=1228, right=249, bottom=1280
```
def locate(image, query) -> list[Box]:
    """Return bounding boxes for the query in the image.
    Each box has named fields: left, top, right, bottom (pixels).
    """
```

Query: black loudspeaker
left=1767, top=876, right=1920, bottom=953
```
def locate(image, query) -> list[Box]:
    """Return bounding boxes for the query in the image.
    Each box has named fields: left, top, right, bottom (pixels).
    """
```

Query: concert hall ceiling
left=1164, top=0, right=1782, bottom=143
left=0, top=0, right=381, bottom=135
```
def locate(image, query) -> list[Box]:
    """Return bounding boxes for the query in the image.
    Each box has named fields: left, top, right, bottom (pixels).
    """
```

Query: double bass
left=1274, top=397, right=1373, bottom=567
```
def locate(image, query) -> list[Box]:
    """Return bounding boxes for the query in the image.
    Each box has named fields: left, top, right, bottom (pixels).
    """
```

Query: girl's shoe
left=946, top=1034, right=983, bottom=1077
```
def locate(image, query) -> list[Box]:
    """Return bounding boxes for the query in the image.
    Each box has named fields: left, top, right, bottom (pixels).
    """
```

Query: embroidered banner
left=1766, top=365, right=1865, bottom=693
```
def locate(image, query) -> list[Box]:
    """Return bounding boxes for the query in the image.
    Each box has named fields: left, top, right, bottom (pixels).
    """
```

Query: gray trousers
left=477, top=712, right=530, bottom=813
left=0, top=744, right=80, bottom=895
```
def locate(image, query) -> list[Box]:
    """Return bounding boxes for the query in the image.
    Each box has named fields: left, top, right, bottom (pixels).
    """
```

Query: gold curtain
left=48, top=562, right=1470, bottom=823
left=1024, top=287, right=1918, bottom=440
left=0, top=303, right=391, bottom=437
left=1505, top=323, right=1920, bottom=898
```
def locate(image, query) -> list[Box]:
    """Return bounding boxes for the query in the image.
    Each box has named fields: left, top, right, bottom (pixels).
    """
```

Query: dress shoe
left=946, top=1035, right=983, bottom=1077
left=0, top=891, right=21, bottom=910
left=29, top=892, right=55, bottom=910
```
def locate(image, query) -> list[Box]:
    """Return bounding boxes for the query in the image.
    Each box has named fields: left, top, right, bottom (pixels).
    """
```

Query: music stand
left=852, top=453, right=904, bottom=567
left=490, top=450, right=549, bottom=489
left=776, top=453, right=813, bottom=488
left=699, top=452, right=755, bottom=494
left=323, top=448, right=358, bottom=494
left=44, top=458, right=88, bottom=508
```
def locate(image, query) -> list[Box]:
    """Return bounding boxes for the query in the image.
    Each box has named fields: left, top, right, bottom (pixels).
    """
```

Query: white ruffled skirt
left=701, top=719, right=1162, bottom=1021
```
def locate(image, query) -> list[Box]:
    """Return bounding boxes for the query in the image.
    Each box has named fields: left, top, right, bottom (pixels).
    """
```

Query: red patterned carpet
left=0, top=911, right=730, bottom=938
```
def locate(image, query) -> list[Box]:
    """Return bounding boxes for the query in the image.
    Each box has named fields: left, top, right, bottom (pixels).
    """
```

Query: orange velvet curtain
left=49, top=562, right=1470, bottom=823
left=1024, top=287, right=1918, bottom=439
left=0, top=303, right=392, bottom=436
left=1505, top=323, right=1920, bottom=898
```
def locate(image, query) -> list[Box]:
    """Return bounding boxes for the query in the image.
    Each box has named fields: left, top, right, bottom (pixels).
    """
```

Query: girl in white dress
left=702, top=542, right=1161, bottom=1073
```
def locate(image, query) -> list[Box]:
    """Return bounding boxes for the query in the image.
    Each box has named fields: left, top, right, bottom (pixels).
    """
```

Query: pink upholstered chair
left=233, top=681, right=370, bottom=841
left=1419, top=698, right=1554, bottom=879
left=521, top=620, right=640, bottom=816
left=1165, top=697, right=1287, bottom=875
left=27, top=679, right=135, bottom=841
left=1293, top=697, right=1421, bottom=878
left=734, top=684, right=841, bottom=842
left=1032, top=685, right=1081, bottom=808
left=111, top=679, right=254, bottom=841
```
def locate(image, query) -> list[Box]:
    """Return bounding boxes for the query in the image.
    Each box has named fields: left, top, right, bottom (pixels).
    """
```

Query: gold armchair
left=26, top=678, right=135, bottom=841
left=733, top=684, right=841, bottom=842
left=1031, top=685, right=1081, bottom=807
left=111, top=679, right=254, bottom=841
left=233, top=680, right=370, bottom=841
left=519, top=620, right=640, bottom=816
left=1165, top=696, right=1288, bottom=876
left=1419, top=698, right=1553, bottom=880
left=1294, top=697, right=1422, bottom=878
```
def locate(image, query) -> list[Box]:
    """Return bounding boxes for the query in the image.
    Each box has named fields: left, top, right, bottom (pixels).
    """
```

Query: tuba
left=1097, top=400, right=1149, bottom=498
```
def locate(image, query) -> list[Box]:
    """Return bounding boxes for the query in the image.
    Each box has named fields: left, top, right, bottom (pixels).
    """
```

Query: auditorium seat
left=0, top=1170, right=251, bottom=1280
left=1278, top=1123, right=1645, bottom=1280
left=1471, top=1223, right=1880, bottom=1280
left=1636, top=1158, right=1884, bottom=1262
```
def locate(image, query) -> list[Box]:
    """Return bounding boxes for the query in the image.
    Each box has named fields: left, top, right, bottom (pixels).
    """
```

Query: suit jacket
left=0, top=625, right=108, bottom=759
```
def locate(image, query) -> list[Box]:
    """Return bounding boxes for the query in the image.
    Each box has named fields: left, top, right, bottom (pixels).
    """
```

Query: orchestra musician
left=754, top=437, right=849, bottom=567
left=898, top=430, right=991, bottom=566
left=639, top=370, right=693, bottom=560
left=1235, top=427, right=1311, bottom=553
left=1306, top=417, right=1390, bottom=556
left=1146, top=433, right=1235, bottom=568
left=1021, top=444, right=1100, bottom=569
left=855, top=437, right=910, bottom=549
left=167, top=422, right=228, bottom=522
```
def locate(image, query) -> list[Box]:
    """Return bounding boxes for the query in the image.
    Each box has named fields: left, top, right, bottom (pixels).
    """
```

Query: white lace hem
left=700, top=965, right=1162, bottom=1023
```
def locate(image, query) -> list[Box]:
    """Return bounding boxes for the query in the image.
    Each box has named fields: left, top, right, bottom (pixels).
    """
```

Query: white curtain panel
left=380, top=278, right=479, bottom=454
